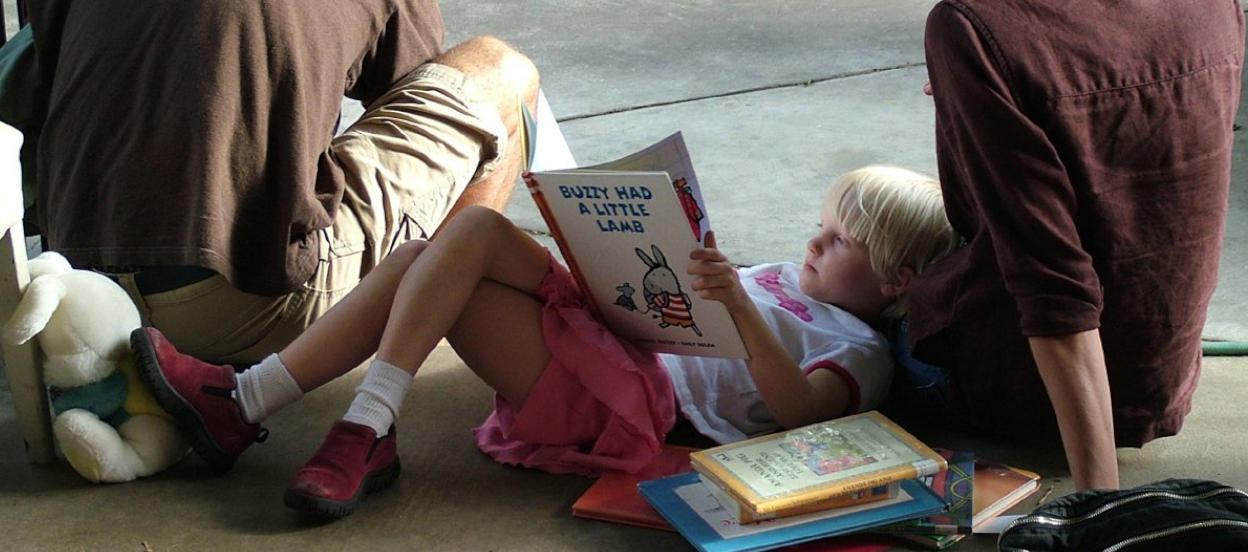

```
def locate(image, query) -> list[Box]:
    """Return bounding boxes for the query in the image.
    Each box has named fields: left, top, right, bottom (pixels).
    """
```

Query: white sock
left=342, top=359, right=413, bottom=437
left=234, top=354, right=304, bottom=424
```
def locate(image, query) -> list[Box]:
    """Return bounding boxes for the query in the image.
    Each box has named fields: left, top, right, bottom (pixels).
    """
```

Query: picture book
left=571, top=444, right=698, bottom=531
left=702, top=474, right=898, bottom=524
left=689, top=411, right=947, bottom=517
left=524, top=133, right=748, bottom=359
left=639, top=472, right=946, bottom=552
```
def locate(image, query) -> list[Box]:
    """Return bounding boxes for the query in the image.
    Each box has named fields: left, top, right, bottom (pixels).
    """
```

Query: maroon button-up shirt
left=910, top=0, right=1244, bottom=446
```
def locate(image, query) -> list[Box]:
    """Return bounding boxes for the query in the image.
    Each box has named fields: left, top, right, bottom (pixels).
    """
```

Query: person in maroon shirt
left=908, top=0, right=1244, bottom=490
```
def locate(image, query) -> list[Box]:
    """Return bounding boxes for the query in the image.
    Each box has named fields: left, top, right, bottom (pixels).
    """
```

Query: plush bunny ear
left=635, top=247, right=656, bottom=267
left=649, top=244, right=667, bottom=267
left=2, top=274, right=68, bottom=345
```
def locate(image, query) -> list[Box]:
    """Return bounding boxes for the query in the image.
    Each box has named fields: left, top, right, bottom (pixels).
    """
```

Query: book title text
left=559, top=184, right=654, bottom=233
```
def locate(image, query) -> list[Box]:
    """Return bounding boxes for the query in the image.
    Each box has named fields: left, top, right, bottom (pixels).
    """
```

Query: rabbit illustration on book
left=635, top=244, right=702, bottom=337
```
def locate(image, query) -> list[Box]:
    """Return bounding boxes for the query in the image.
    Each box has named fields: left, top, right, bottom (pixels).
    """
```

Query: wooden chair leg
left=1, top=221, right=54, bottom=464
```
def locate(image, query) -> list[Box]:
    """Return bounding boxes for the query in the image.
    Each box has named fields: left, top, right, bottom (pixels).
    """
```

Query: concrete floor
left=3, top=1, right=1247, bottom=551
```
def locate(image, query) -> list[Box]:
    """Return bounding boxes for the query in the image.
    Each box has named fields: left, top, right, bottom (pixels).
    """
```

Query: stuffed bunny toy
left=2, top=251, right=187, bottom=482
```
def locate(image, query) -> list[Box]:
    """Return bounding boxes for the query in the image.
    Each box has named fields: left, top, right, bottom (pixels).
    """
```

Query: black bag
left=997, top=479, right=1248, bottom=552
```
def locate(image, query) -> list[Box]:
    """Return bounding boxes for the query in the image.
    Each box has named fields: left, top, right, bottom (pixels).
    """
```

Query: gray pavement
left=2, top=1, right=1247, bottom=551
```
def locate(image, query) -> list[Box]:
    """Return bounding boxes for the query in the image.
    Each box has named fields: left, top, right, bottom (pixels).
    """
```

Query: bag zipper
left=1101, top=519, right=1248, bottom=552
left=998, top=486, right=1248, bottom=551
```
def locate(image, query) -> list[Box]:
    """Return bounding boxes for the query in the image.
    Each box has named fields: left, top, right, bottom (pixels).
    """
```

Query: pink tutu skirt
left=472, top=253, right=678, bottom=475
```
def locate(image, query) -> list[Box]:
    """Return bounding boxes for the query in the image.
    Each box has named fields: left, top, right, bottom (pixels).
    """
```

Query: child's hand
left=688, top=231, right=749, bottom=313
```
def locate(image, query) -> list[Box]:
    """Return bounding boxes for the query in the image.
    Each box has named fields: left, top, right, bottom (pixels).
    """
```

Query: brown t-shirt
left=910, top=0, right=1244, bottom=446
left=29, top=0, right=444, bottom=295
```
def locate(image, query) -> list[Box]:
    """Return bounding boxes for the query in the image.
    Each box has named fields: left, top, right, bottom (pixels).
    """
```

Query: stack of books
left=636, top=411, right=950, bottom=552
left=571, top=411, right=1045, bottom=552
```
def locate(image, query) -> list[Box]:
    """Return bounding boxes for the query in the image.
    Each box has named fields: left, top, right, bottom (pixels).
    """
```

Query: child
left=132, top=164, right=959, bottom=518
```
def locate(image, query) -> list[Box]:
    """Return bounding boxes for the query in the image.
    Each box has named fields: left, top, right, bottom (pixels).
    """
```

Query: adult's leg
left=188, top=37, right=540, bottom=365
left=432, top=36, right=540, bottom=225
left=332, top=35, right=538, bottom=257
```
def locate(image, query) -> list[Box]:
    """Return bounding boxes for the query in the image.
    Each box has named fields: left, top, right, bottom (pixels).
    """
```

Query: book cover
left=702, top=474, right=899, bottom=524
left=524, top=133, right=747, bottom=358
left=877, top=448, right=974, bottom=535
left=972, top=458, right=1040, bottom=528
left=690, top=411, right=947, bottom=516
left=639, top=472, right=946, bottom=552
left=571, top=444, right=697, bottom=531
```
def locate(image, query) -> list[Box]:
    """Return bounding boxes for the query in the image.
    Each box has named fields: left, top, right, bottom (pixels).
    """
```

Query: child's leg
left=334, top=205, right=551, bottom=433
left=286, top=206, right=553, bottom=516
left=342, top=274, right=554, bottom=436
left=277, top=240, right=433, bottom=391
left=230, top=239, right=433, bottom=425
left=445, top=278, right=550, bottom=409
left=372, top=205, right=551, bottom=374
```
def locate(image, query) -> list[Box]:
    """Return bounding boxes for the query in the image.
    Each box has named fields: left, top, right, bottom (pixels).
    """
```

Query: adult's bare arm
left=1028, top=329, right=1119, bottom=491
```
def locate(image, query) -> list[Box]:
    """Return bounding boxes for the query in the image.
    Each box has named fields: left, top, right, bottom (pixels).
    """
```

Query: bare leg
left=277, top=240, right=430, bottom=391
left=446, top=279, right=550, bottom=408
left=374, top=206, right=550, bottom=375
left=434, top=36, right=541, bottom=226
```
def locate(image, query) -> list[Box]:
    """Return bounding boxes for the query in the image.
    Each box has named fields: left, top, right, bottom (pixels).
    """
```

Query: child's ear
left=880, top=266, right=915, bottom=298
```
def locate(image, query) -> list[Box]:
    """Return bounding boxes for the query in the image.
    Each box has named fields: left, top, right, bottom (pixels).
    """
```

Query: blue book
left=639, top=472, right=946, bottom=552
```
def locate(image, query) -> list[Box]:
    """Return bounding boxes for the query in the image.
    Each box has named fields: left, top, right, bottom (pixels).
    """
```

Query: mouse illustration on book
left=613, top=282, right=640, bottom=311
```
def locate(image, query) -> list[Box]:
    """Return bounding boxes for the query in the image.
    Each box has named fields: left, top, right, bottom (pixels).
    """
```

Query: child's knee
left=385, top=239, right=430, bottom=268
left=449, top=205, right=510, bottom=236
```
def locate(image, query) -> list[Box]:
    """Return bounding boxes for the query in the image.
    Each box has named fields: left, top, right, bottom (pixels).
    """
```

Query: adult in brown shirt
left=909, top=0, right=1244, bottom=489
left=28, top=0, right=539, bottom=364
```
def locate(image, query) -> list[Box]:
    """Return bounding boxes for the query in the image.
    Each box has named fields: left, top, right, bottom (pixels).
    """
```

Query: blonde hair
left=825, top=165, right=959, bottom=318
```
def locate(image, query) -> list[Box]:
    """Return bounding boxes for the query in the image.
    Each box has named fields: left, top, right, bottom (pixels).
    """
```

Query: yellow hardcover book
left=700, top=473, right=899, bottom=524
left=689, top=411, right=947, bottom=516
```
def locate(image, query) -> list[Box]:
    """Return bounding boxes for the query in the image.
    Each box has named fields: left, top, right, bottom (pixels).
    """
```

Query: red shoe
left=284, top=421, right=400, bottom=518
left=131, top=327, right=267, bottom=470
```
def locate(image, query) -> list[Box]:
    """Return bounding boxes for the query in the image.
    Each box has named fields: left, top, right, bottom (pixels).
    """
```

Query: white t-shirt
left=658, top=262, right=892, bottom=444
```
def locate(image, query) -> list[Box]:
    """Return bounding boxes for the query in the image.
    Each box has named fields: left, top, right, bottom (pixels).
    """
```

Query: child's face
left=799, top=209, right=890, bottom=321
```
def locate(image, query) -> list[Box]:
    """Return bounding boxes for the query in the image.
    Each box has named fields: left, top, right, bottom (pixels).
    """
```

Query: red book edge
left=571, top=444, right=696, bottom=532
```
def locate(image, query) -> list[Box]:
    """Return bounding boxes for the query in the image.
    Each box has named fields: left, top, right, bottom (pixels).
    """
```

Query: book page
left=528, top=89, right=577, bottom=172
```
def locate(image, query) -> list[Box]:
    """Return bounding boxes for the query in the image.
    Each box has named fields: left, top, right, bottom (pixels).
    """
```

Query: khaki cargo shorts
left=120, top=63, right=507, bottom=365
